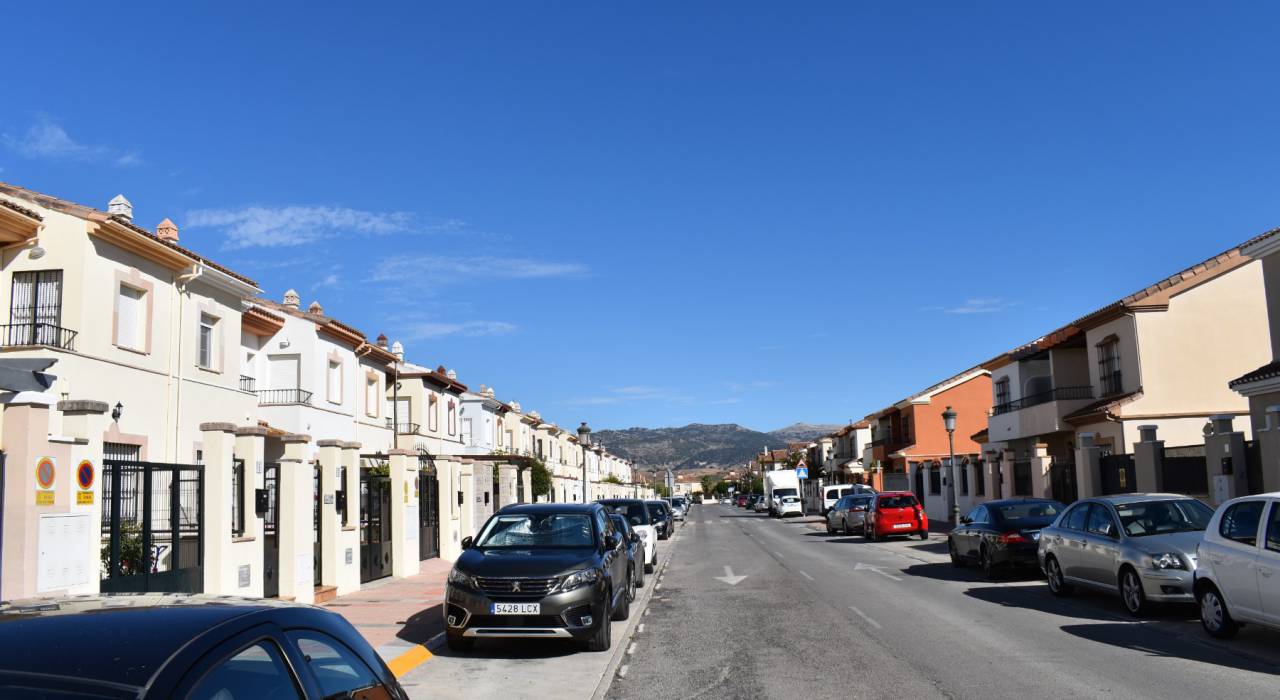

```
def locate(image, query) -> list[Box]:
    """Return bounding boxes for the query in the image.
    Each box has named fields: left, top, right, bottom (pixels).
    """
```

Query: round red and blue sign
left=77, top=460, right=94, bottom=490
left=35, top=457, right=55, bottom=489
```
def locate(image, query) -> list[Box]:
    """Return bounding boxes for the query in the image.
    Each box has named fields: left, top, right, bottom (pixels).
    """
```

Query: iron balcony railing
left=386, top=419, right=421, bottom=434
left=0, top=322, right=78, bottom=350
left=990, top=386, right=1093, bottom=416
left=239, top=375, right=256, bottom=392
left=257, top=388, right=314, bottom=406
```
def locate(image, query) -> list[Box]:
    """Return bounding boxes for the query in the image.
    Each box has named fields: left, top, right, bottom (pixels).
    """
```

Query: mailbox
left=1221, top=456, right=1234, bottom=475
left=335, top=490, right=347, bottom=514
left=255, top=488, right=270, bottom=515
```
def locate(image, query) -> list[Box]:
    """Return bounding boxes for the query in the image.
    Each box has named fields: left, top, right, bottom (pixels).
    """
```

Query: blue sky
left=4, top=2, right=1279, bottom=431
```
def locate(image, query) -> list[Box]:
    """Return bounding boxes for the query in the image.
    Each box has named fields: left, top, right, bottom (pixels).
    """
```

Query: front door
left=313, top=466, right=322, bottom=586
left=360, top=470, right=393, bottom=583
left=263, top=462, right=280, bottom=598
left=419, top=470, right=440, bottom=560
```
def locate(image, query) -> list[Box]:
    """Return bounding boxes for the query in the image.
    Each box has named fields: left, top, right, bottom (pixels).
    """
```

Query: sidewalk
left=322, top=558, right=452, bottom=665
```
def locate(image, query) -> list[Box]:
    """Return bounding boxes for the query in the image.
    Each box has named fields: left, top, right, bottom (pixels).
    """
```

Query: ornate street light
left=942, top=406, right=959, bottom=526
left=578, top=422, right=591, bottom=503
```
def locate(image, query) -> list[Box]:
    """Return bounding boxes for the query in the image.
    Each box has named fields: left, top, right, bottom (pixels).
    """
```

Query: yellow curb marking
left=387, top=643, right=433, bottom=678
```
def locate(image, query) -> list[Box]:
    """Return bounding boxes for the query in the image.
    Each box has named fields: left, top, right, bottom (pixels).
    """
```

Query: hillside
left=594, top=422, right=840, bottom=471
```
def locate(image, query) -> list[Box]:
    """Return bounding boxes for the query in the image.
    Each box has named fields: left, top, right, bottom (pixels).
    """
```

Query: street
left=607, top=503, right=1280, bottom=699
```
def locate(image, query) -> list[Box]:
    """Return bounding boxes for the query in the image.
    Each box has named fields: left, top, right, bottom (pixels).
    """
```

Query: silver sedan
left=825, top=494, right=875, bottom=535
left=1038, top=493, right=1215, bottom=616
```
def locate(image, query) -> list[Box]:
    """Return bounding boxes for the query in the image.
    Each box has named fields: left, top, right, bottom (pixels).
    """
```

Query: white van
left=823, top=484, right=876, bottom=515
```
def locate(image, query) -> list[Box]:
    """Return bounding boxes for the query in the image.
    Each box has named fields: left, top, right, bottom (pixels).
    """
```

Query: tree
left=603, top=474, right=623, bottom=485
left=654, top=483, right=671, bottom=497
left=529, top=458, right=552, bottom=499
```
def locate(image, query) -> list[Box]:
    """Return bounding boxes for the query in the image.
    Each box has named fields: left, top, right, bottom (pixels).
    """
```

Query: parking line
left=386, top=644, right=433, bottom=678
left=849, top=605, right=882, bottom=630
left=798, top=570, right=814, bottom=581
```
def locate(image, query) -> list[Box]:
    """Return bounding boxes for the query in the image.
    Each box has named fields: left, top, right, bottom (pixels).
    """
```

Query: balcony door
left=10, top=270, right=62, bottom=345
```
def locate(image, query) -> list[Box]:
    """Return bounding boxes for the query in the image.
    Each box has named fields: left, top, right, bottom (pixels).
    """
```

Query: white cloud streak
left=400, top=320, right=517, bottom=340
left=374, top=255, right=587, bottom=282
left=941, top=297, right=1009, bottom=314
left=2, top=116, right=142, bottom=166
left=186, top=205, right=414, bottom=249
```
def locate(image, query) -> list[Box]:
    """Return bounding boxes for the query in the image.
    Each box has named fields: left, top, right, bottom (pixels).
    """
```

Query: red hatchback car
left=864, top=492, right=929, bottom=540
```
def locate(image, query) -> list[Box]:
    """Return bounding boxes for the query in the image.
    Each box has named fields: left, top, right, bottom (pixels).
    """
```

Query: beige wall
left=1264, top=255, right=1280, bottom=359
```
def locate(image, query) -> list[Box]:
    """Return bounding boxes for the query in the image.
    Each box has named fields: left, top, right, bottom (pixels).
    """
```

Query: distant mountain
left=594, top=422, right=840, bottom=471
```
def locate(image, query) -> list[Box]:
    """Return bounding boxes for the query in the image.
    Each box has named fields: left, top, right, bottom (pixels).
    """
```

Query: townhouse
left=1227, top=227, right=1280, bottom=495
left=822, top=420, right=872, bottom=485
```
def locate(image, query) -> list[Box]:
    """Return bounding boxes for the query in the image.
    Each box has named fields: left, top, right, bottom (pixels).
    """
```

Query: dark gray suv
left=444, top=503, right=635, bottom=652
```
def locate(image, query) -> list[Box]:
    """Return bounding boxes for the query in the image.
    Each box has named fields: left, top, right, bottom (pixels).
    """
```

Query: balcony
left=257, top=388, right=314, bottom=406
left=0, top=322, right=77, bottom=351
left=239, top=375, right=256, bottom=392
left=386, top=419, right=421, bottom=434
left=987, top=386, right=1095, bottom=442
left=990, top=386, right=1092, bottom=416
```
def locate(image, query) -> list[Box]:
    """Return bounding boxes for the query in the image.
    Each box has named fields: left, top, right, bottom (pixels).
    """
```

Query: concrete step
left=314, top=585, right=338, bottom=604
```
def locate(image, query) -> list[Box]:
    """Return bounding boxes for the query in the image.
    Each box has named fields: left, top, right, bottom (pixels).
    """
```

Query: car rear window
left=993, top=501, right=1063, bottom=526
left=603, top=502, right=650, bottom=525
left=878, top=495, right=918, bottom=509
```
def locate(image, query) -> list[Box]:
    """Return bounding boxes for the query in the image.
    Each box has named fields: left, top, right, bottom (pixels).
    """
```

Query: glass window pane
left=1266, top=503, right=1280, bottom=553
left=286, top=631, right=383, bottom=699
left=1220, top=500, right=1265, bottom=547
left=1086, top=505, right=1117, bottom=538
left=189, top=641, right=301, bottom=700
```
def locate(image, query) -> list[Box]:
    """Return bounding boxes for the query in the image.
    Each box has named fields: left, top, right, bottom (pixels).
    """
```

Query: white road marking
left=774, top=550, right=785, bottom=559
left=637, top=623, right=645, bottom=634
left=627, top=642, right=637, bottom=655
left=850, top=605, right=883, bottom=629
left=854, top=561, right=903, bottom=581
left=798, top=570, right=814, bottom=581
left=714, top=565, right=748, bottom=585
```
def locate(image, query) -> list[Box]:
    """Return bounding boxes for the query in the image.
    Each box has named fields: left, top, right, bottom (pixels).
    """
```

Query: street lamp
left=942, top=405, right=959, bottom=526
left=577, top=422, right=591, bottom=503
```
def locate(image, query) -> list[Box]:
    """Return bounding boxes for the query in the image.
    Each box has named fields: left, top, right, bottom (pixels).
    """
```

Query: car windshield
left=602, top=502, right=650, bottom=526
left=647, top=503, right=668, bottom=517
left=1115, top=499, right=1214, bottom=537
left=878, top=495, right=918, bottom=509
left=993, top=501, right=1063, bottom=527
left=609, top=515, right=632, bottom=535
left=773, top=488, right=798, bottom=498
left=475, top=513, right=596, bottom=548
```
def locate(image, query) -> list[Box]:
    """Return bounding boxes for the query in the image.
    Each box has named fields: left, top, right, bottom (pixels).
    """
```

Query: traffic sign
left=796, top=466, right=809, bottom=479
left=77, top=460, right=95, bottom=490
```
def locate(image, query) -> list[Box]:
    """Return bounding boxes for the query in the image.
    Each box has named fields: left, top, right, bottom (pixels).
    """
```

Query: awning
left=0, top=358, right=56, bottom=392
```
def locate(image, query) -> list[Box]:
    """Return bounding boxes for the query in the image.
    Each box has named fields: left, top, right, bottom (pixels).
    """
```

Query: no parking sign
left=76, top=460, right=95, bottom=505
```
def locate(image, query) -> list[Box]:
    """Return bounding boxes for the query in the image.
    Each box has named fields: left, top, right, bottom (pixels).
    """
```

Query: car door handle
left=1261, top=567, right=1274, bottom=578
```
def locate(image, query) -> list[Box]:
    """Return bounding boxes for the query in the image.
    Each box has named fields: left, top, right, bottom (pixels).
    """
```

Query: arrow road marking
left=854, top=562, right=903, bottom=582
left=715, top=565, right=748, bottom=586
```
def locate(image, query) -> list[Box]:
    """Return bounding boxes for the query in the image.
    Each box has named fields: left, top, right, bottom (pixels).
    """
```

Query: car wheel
left=1044, top=555, right=1072, bottom=597
left=842, top=518, right=851, bottom=536
left=826, top=520, right=834, bottom=535
left=1121, top=568, right=1148, bottom=617
left=917, top=528, right=928, bottom=540
left=585, top=606, right=613, bottom=651
left=948, top=537, right=965, bottom=568
left=980, top=545, right=997, bottom=579
left=612, top=582, right=632, bottom=621
left=1198, top=584, right=1240, bottom=639
left=445, top=631, right=474, bottom=652
left=626, top=567, right=637, bottom=602
left=868, top=524, right=880, bottom=542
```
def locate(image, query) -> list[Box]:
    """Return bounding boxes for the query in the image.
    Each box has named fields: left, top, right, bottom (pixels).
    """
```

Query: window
left=966, top=506, right=986, bottom=524
left=364, top=375, right=379, bottom=417
left=928, top=464, right=941, bottom=494
left=10, top=270, right=63, bottom=346
left=462, top=417, right=474, bottom=445
left=1063, top=504, right=1089, bottom=531
left=285, top=631, right=385, bottom=700
left=901, top=416, right=912, bottom=443
left=447, top=399, right=457, bottom=435
left=116, top=284, right=146, bottom=351
left=995, top=378, right=1011, bottom=408
left=428, top=394, right=439, bottom=432
left=959, top=463, right=969, bottom=495
left=1086, top=504, right=1118, bottom=538
left=188, top=641, right=301, bottom=700
left=1267, top=503, right=1280, bottom=553
left=1220, top=500, right=1265, bottom=547
left=198, top=313, right=217, bottom=369
left=1098, top=337, right=1122, bottom=397
left=326, top=359, right=342, bottom=404
left=975, top=462, right=985, bottom=496
left=231, top=459, right=245, bottom=537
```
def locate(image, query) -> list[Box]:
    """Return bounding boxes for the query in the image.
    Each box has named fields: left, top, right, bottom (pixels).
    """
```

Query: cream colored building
left=1229, top=227, right=1280, bottom=494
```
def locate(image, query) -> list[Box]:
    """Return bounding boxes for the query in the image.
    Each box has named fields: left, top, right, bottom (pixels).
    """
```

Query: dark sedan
left=647, top=500, right=674, bottom=540
left=0, top=595, right=407, bottom=699
left=610, top=512, right=647, bottom=592
left=949, top=498, right=1066, bottom=577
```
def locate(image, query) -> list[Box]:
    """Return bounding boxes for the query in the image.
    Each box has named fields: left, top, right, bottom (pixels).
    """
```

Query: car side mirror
left=604, top=534, right=619, bottom=550
left=461, top=536, right=474, bottom=550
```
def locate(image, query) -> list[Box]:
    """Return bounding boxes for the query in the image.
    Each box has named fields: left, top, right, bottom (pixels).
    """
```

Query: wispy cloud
left=923, top=297, right=1011, bottom=315
left=708, top=397, right=744, bottom=405
left=400, top=320, right=517, bottom=340
left=185, top=205, right=414, bottom=249
left=725, top=380, right=776, bottom=392
left=564, top=386, right=693, bottom=406
left=374, top=255, right=587, bottom=283
left=311, top=273, right=341, bottom=291
left=2, top=116, right=143, bottom=166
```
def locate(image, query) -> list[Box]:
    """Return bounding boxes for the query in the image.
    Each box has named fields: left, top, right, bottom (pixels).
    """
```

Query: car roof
left=1085, top=493, right=1200, bottom=506
left=877, top=491, right=915, bottom=497
left=0, top=594, right=307, bottom=689
left=500, top=503, right=600, bottom=514
left=598, top=498, right=644, bottom=505
left=980, top=498, right=1061, bottom=507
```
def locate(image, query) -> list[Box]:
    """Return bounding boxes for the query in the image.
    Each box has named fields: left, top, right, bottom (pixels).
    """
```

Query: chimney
left=376, top=333, right=388, bottom=349
left=446, top=369, right=458, bottom=380
left=283, top=289, right=300, bottom=309
left=156, top=218, right=179, bottom=242
left=108, top=194, right=133, bottom=222
left=391, top=340, right=404, bottom=361
left=308, top=300, right=324, bottom=315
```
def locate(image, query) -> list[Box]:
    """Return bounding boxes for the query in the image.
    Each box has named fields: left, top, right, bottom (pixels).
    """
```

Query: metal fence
left=101, top=460, right=204, bottom=593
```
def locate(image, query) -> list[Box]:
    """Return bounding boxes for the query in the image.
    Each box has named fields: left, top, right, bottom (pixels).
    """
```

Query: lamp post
left=577, top=422, right=591, bottom=503
left=942, top=405, right=959, bottom=526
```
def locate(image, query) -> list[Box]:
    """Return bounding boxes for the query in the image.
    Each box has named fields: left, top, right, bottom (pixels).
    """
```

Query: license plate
left=893, top=523, right=912, bottom=529
left=492, top=603, right=540, bottom=615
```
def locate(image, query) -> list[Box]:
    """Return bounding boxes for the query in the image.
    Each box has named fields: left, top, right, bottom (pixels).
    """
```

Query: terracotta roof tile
left=1062, top=391, right=1143, bottom=423
left=110, top=215, right=258, bottom=287
left=0, top=198, right=42, bottom=221
left=1229, top=360, right=1280, bottom=388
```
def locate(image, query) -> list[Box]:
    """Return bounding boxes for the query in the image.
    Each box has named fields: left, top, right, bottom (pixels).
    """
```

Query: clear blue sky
left=4, top=2, right=1278, bottom=431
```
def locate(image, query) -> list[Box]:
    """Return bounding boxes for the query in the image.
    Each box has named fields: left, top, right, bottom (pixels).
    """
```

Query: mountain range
left=593, top=422, right=842, bottom=472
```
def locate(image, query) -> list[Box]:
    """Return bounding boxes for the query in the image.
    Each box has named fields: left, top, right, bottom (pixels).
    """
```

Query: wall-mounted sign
left=76, top=460, right=94, bottom=490
left=36, top=491, right=54, bottom=506
left=239, top=565, right=251, bottom=588
left=323, top=494, right=334, bottom=505
left=76, top=492, right=93, bottom=505
left=36, top=457, right=56, bottom=489
left=403, top=482, right=409, bottom=504
left=345, top=548, right=353, bottom=565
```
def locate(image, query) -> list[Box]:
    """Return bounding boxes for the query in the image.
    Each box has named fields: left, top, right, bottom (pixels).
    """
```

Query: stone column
left=436, top=458, right=463, bottom=561
left=277, top=433, right=314, bottom=603
left=57, top=399, right=110, bottom=596
left=1206, top=415, right=1248, bottom=506
left=234, top=426, right=268, bottom=542
left=1267, top=406, right=1280, bottom=494
left=1134, top=425, right=1164, bottom=493
left=388, top=449, right=420, bottom=578
left=521, top=467, right=533, bottom=504
left=1075, top=433, right=1103, bottom=499
left=459, top=459, right=476, bottom=540
left=1029, top=443, right=1052, bottom=499
left=316, top=440, right=343, bottom=590
left=200, top=422, right=239, bottom=594
left=1000, top=450, right=1015, bottom=499
left=338, top=442, right=362, bottom=594
left=497, top=464, right=518, bottom=508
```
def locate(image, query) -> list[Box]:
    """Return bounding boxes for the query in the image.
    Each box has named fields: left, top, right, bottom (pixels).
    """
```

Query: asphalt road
left=606, top=503, right=1280, bottom=700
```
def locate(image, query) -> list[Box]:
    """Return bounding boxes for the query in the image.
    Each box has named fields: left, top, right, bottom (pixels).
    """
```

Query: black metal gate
left=263, top=462, right=280, bottom=598
left=101, top=460, right=203, bottom=593
left=1161, top=445, right=1209, bottom=496
left=913, top=466, right=925, bottom=504
left=313, top=466, right=322, bottom=586
left=1013, top=461, right=1033, bottom=496
left=516, top=465, right=526, bottom=503
left=1049, top=461, right=1078, bottom=504
left=419, top=469, right=440, bottom=560
left=360, top=469, right=393, bottom=583
left=1245, top=440, right=1265, bottom=495
left=1100, top=453, right=1136, bottom=495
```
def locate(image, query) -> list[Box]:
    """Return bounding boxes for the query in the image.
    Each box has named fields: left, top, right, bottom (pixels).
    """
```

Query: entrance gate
left=1245, top=441, right=1265, bottom=495
left=913, top=467, right=925, bottom=504
left=101, top=460, right=204, bottom=593
left=1049, top=461, right=1078, bottom=504
left=313, top=466, right=322, bottom=586
left=1161, top=445, right=1209, bottom=497
left=263, top=462, right=280, bottom=598
left=1100, top=454, right=1136, bottom=495
left=419, top=468, right=440, bottom=560
left=1013, top=461, right=1033, bottom=497
left=360, top=467, right=393, bottom=583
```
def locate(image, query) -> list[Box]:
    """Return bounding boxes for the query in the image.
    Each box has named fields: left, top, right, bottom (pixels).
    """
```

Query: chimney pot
left=156, top=218, right=179, bottom=242
left=283, top=289, right=300, bottom=309
left=376, top=333, right=388, bottom=348
left=391, top=340, right=404, bottom=360
left=108, top=194, right=133, bottom=222
left=308, top=300, right=323, bottom=315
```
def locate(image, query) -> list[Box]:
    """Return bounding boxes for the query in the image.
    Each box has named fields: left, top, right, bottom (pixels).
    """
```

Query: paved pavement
left=607, top=502, right=1280, bottom=699
left=322, top=558, right=451, bottom=675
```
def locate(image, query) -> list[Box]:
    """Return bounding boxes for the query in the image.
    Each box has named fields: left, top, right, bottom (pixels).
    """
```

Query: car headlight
left=448, top=568, right=478, bottom=588
left=1149, top=553, right=1186, bottom=570
left=559, top=568, right=602, bottom=592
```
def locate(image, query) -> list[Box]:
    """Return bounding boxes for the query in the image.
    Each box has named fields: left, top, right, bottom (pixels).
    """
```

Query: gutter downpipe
left=172, top=264, right=204, bottom=460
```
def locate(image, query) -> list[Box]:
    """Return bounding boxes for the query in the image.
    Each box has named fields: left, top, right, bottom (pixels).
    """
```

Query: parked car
left=723, top=497, right=735, bottom=504
left=826, top=494, right=875, bottom=535
left=775, top=492, right=803, bottom=518
left=599, top=498, right=659, bottom=573
left=949, top=498, right=1065, bottom=577
left=823, top=484, right=876, bottom=516
left=1039, top=494, right=1214, bottom=616
left=0, top=595, right=408, bottom=699
left=445, top=503, right=634, bottom=652
left=864, top=492, right=928, bottom=541
left=666, top=496, right=689, bottom=521
left=753, top=495, right=770, bottom=513
left=647, top=500, right=674, bottom=539
left=736, top=494, right=749, bottom=507
left=746, top=494, right=760, bottom=510
left=610, top=512, right=647, bottom=592
left=1194, top=492, right=1280, bottom=638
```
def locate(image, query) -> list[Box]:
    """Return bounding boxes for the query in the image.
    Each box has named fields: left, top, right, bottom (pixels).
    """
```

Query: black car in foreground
left=0, top=595, right=406, bottom=699
left=948, top=498, right=1066, bottom=577
left=445, top=503, right=634, bottom=652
